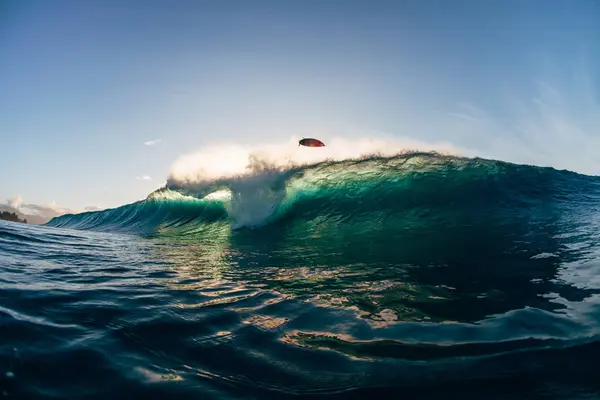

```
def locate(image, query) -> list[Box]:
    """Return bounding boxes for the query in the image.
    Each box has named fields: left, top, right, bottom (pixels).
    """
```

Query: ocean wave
left=46, top=152, right=598, bottom=234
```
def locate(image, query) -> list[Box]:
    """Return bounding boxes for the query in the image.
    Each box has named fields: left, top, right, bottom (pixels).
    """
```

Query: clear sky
left=1, top=0, right=598, bottom=216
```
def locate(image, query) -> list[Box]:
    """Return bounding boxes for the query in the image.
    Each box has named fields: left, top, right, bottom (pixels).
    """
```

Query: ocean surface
left=3, top=152, right=600, bottom=399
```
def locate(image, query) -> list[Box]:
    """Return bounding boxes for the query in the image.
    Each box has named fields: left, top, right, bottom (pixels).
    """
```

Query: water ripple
left=3, top=191, right=600, bottom=399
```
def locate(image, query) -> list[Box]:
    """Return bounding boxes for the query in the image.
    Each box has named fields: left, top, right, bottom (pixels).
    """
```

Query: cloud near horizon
left=143, top=139, right=162, bottom=146
left=4, top=196, right=104, bottom=223
left=21, top=202, right=73, bottom=220
left=136, top=175, right=152, bottom=181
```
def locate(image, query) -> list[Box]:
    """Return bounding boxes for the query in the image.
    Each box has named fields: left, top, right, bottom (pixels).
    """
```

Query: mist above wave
left=166, top=136, right=462, bottom=188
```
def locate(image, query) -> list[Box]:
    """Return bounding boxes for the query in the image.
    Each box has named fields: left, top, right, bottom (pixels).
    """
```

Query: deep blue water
left=4, top=153, right=600, bottom=399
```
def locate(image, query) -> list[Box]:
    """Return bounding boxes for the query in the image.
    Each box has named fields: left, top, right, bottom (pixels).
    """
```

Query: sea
left=3, top=152, right=600, bottom=399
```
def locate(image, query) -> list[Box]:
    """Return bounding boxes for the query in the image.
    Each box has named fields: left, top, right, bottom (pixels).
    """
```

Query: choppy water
left=4, top=153, right=600, bottom=399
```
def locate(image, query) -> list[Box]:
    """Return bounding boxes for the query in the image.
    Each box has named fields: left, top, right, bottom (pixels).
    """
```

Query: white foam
left=168, top=135, right=462, bottom=185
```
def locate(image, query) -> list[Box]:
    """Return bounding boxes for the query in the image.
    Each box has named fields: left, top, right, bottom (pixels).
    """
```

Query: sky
left=1, top=0, right=599, bottom=218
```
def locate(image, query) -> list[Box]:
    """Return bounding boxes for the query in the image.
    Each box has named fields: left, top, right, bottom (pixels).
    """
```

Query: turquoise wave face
left=46, top=152, right=598, bottom=236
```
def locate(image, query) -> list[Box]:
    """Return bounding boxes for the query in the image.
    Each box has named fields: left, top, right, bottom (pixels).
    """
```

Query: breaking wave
left=45, top=151, right=599, bottom=237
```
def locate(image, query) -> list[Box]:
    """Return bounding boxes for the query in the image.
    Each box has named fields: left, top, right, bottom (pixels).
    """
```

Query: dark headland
left=0, top=211, right=27, bottom=224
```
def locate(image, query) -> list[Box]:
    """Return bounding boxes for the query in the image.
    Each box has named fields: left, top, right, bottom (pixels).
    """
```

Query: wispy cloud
left=445, top=68, right=600, bottom=176
left=84, top=206, right=103, bottom=212
left=447, top=111, right=480, bottom=123
left=136, top=175, right=152, bottom=181
left=144, top=139, right=162, bottom=146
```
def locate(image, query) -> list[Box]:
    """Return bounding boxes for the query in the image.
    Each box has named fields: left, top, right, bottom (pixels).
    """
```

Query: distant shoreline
left=0, top=211, right=27, bottom=224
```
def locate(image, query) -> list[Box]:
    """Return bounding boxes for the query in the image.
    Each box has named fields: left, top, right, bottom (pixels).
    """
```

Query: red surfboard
left=298, top=138, right=325, bottom=147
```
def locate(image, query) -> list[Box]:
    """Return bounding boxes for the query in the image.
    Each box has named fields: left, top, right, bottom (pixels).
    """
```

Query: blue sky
left=1, top=0, right=598, bottom=216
